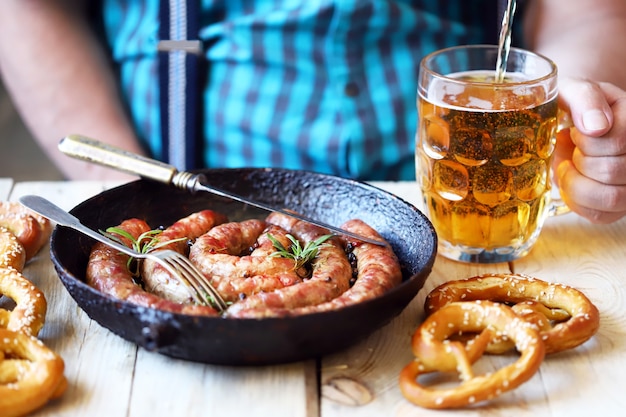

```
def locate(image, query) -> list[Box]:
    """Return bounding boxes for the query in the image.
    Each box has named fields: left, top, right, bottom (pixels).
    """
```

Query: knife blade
left=58, top=134, right=387, bottom=246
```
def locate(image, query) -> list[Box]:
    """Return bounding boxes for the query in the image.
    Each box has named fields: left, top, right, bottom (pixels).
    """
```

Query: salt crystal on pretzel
left=0, top=227, right=26, bottom=272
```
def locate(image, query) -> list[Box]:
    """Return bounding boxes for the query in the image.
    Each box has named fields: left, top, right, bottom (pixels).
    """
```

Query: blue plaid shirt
left=100, top=0, right=518, bottom=180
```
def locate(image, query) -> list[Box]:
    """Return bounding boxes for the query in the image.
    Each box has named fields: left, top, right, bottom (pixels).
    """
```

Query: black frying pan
left=50, top=168, right=437, bottom=365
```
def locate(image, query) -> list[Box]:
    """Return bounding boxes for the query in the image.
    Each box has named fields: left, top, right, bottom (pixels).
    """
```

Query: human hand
left=553, top=77, right=626, bottom=223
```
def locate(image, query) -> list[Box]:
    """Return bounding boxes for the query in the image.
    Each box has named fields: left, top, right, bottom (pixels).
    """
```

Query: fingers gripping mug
left=416, top=45, right=569, bottom=263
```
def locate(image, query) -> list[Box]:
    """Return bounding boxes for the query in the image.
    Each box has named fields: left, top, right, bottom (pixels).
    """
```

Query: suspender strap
left=157, top=0, right=203, bottom=171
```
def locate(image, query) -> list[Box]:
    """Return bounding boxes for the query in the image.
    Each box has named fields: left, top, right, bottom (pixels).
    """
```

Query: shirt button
left=344, top=82, right=360, bottom=97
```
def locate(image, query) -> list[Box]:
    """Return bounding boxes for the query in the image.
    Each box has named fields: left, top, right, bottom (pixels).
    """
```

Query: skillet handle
left=58, top=134, right=178, bottom=184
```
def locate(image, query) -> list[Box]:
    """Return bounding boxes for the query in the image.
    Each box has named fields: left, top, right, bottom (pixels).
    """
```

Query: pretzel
left=424, top=274, right=600, bottom=354
left=399, top=300, right=545, bottom=409
left=0, top=329, right=66, bottom=417
left=0, top=227, right=26, bottom=272
left=0, top=202, right=52, bottom=261
left=0, top=268, right=47, bottom=337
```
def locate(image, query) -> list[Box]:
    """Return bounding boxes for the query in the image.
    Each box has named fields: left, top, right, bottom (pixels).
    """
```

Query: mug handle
left=549, top=109, right=574, bottom=217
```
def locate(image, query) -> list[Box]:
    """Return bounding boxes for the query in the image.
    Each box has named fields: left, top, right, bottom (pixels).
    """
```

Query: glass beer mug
left=416, top=45, right=569, bottom=263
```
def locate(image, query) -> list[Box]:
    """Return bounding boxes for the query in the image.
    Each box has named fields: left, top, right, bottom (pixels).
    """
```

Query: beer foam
left=425, top=70, right=540, bottom=112
left=467, top=96, right=494, bottom=110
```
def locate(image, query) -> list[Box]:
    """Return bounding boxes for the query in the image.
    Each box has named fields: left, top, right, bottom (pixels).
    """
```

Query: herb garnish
left=101, top=227, right=187, bottom=276
left=268, top=233, right=334, bottom=275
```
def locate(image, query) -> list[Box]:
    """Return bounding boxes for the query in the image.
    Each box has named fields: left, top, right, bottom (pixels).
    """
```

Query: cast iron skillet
left=50, top=168, right=437, bottom=365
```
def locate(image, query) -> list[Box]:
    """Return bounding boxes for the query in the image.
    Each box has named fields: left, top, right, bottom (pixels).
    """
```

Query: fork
left=141, top=249, right=227, bottom=311
left=19, top=195, right=227, bottom=312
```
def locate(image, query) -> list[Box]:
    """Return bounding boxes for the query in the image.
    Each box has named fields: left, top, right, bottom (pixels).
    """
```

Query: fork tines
left=153, top=250, right=227, bottom=312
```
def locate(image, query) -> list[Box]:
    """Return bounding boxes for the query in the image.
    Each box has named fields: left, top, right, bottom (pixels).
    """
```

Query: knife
left=58, top=135, right=387, bottom=246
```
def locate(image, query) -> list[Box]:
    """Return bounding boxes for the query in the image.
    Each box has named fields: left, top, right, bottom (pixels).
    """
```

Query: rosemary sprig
left=268, top=233, right=334, bottom=272
left=100, top=227, right=187, bottom=276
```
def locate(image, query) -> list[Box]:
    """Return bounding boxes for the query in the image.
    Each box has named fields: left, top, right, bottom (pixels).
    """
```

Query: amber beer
left=417, top=46, right=563, bottom=263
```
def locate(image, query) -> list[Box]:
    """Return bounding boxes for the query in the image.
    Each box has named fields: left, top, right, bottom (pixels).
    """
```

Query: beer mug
left=416, top=45, right=570, bottom=263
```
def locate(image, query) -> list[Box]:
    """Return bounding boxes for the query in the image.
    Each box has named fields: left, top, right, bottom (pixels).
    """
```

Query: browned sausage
left=230, top=218, right=401, bottom=316
left=86, top=218, right=219, bottom=316
left=290, top=219, right=402, bottom=313
left=191, top=219, right=267, bottom=254
left=250, top=224, right=294, bottom=257
left=225, top=214, right=352, bottom=318
left=0, top=201, right=52, bottom=261
left=189, top=220, right=301, bottom=302
left=141, top=210, right=228, bottom=303
left=0, top=204, right=42, bottom=261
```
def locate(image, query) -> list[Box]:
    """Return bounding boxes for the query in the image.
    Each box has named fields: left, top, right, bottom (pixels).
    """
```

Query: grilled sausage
left=189, top=220, right=301, bottom=302
left=86, top=218, right=219, bottom=316
left=225, top=215, right=353, bottom=318
left=140, top=210, right=228, bottom=304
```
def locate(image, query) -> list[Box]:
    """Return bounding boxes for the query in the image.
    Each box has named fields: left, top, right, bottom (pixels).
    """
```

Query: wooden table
left=3, top=178, right=625, bottom=416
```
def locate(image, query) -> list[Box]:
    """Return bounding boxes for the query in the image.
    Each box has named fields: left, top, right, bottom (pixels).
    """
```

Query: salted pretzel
left=0, top=201, right=52, bottom=261
left=0, top=268, right=47, bottom=337
left=0, top=328, right=66, bottom=417
left=399, top=300, right=545, bottom=409
left=424, top=273, right=600, bottom=354
left=0, top=227, right=26, bottom=272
